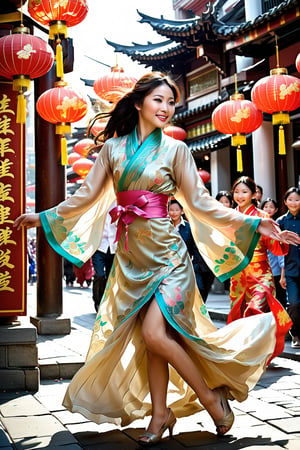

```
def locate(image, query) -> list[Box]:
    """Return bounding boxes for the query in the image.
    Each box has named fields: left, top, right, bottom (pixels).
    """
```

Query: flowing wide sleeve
left=173, top=144, right=261, bottom=281
left=40, top=142, right=116, bottom=267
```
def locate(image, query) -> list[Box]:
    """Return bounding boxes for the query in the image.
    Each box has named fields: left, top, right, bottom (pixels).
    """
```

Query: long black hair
left=89, top=72, right=180, bottom=142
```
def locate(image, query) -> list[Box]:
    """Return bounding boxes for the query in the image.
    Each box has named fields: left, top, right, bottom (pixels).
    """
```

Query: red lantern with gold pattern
left=163, top=125, right=187, bottom=140
left=0, top=26, right=54, bottom=123
left=212, top=93, right=263, bottom=145
left=36, top=81, right=88, bottom=164
left=72, top=157, right=94, bottom=178
left=251, top=68, right=300, bottom=155
left=28, top=0, right=89, bottom=39
left=93, top=65, right=137, bottom=103
left=28, top=0, right=88, bottom=78
left=212, top=93, right=263, bottom=172
left=73, top=138, right=95, bottom=157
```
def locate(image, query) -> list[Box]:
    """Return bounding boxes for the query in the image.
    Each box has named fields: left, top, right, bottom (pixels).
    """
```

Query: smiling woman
left=228, top=176, right=289, bottom=323
left=14, top=72, right=300, bottom=445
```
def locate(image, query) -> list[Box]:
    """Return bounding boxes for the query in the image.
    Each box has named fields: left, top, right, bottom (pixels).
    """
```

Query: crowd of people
left=18, top=72, right=300, bottom=444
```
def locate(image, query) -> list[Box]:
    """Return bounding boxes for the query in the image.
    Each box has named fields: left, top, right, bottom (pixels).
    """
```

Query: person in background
left=255, top=185, right=263, bottom=208
left=277, top=187, right=300, bottom=348
left=64, top=258, right=76, bottom=288
left=215, top=190, right=233, bottom=209
left=73, top=258, right=94, bottom=288
left=228, top=176, right=289, bottom=323
left=27, top=238, right=36, bottom=285
left=14, top=72, right=300, bottom=443
left=261, top=198, right=287, bottom=308
left=92, top=203, right=117, bottom=312
left=168, top=199, right=214, bottom=302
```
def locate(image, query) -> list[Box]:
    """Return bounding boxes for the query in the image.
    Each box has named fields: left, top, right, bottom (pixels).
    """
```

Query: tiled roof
left=188, top=133, right=230, bottom=153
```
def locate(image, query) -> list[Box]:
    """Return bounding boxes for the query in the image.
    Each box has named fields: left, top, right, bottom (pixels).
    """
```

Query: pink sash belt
left=109, top=190, right=169, bottom=250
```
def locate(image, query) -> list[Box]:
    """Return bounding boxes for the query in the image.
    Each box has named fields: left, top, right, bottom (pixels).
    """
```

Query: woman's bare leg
left=141, top=299, right=228, bottom=434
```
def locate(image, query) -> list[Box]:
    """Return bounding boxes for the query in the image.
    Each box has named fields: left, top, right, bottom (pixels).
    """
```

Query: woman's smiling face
left=233, top=182, right=254, bottom=212
left=136, top=83, right=175, bottom=135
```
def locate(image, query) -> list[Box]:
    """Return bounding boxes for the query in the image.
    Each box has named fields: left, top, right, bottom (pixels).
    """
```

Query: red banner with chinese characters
left=0, top=81, right=27, bottom=316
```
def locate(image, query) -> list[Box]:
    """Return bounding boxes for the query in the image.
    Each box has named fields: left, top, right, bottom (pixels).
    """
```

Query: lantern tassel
left=56, top=40, right=64, bottom=79
left=16, top=92, right=26, bottom=124
left=237, top=146, right=243, bottom=172
left=61, top=136, right=68, bottom=165
left=278, top=125, right=286, bottom=155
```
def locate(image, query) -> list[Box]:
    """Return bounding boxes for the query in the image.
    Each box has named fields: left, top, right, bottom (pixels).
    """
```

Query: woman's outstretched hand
left=13, top=213, right=41, bottom=230
left=257, top=218, right=300, bottom=245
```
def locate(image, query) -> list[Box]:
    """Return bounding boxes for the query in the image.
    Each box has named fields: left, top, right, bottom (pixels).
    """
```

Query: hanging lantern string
left=275, top=34, right=280, bottom=68
left=234, top=73, right=238, bottom=95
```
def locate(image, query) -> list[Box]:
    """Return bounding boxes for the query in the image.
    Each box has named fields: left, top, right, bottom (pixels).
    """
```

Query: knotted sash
left=110, top=190, right=169, bottom=250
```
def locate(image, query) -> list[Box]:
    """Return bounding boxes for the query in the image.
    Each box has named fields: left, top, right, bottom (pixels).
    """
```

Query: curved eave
left=188, top=133, right=230, bottom=154
left=175, top=94, right=229, bottom=121
left=130, top=46, right=193, bottom=63
left=106, top=39, right=186, bottom=61
left=105, top=38, right=175, bottom=56
left=136, top=0, right=298, bottom=43
left=212, top=0, right=298, bottom=38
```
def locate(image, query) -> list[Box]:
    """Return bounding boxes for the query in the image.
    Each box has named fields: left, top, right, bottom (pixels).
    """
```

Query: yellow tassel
left=237, top=146, right=243, bottom=172
left=278, top=125, right=286, bottom=155
left=61, top=136, right=68, bottom=165
left=56, top=40, right=64, bottom=79
left=16, top=93, right=26, bottom=124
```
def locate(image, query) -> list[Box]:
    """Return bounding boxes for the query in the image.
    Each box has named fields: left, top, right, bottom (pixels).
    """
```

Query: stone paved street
left=1, top=284, right=300, bottom=449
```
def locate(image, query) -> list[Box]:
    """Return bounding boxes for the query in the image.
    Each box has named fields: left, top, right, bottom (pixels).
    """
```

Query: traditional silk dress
left=40, top=128, right=291, bottom=426
left=228, top=205, right=289, bottom=323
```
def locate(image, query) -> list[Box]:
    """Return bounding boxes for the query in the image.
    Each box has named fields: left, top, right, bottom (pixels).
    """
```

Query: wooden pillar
left=34, top=66, right=65, bottom=318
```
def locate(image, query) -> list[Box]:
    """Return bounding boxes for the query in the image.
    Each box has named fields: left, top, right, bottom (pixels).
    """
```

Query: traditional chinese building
left=108, top=0, right=300, bottom=208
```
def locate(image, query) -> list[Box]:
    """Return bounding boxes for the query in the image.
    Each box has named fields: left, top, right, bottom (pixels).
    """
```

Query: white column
left=252, top=121, right=276, bottom=199
left=211, top=147, right=231, bottom=197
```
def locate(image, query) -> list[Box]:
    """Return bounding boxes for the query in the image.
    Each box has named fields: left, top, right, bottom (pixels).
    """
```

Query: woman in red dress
left=228, top=176, right=289, bottom=323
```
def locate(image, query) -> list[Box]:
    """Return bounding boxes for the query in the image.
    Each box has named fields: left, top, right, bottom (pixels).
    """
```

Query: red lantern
left=73, top=138, right=95, bottom=157
left=251, top=67, right=300, bottom=155
left=212, top=93, right=263, bottom=171
left=28, top=0, right=88, bottom=78
left=93, top=65, right=137, bottom=103
left=0, top=26, right=54, bottom=123
left=198, top=169, right=211, bottom=184
left=296, top=54, right=300, bottom=73
left=72, top=157, right=94, bottom=178
left=67, top=152, right=81, bottom=165
left=163, top=125, right=187, bottom=140
left=28, top=0, right=88, bottom=39
left=36, top=81, right=88, bottom=164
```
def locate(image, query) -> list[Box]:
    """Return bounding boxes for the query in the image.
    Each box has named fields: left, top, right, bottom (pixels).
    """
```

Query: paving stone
left=1, top=415, right=66, bottom=440
left=13, top=430, right=79, bottom=449
left=231, top=423, right=290, bottom=441
left=0, top=394, right=48, bottom=417
left=53, top=410, right=90, bottom=425
left=72, top=428, right=138, bottom=449
left=32, top=394, right=66, bottom=413
left=269, top=417, right=300, bottom=434
left=284, top=439, right=300, bottom=450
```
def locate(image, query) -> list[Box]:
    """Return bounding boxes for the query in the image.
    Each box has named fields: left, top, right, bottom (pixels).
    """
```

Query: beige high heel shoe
left=213, top=388, right=234, bottom=436
left=138, top=408, right=176, bottom=446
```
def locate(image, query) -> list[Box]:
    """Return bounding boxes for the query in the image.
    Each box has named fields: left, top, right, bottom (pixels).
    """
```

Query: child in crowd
left=277, top=187, right=300, bottom=348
